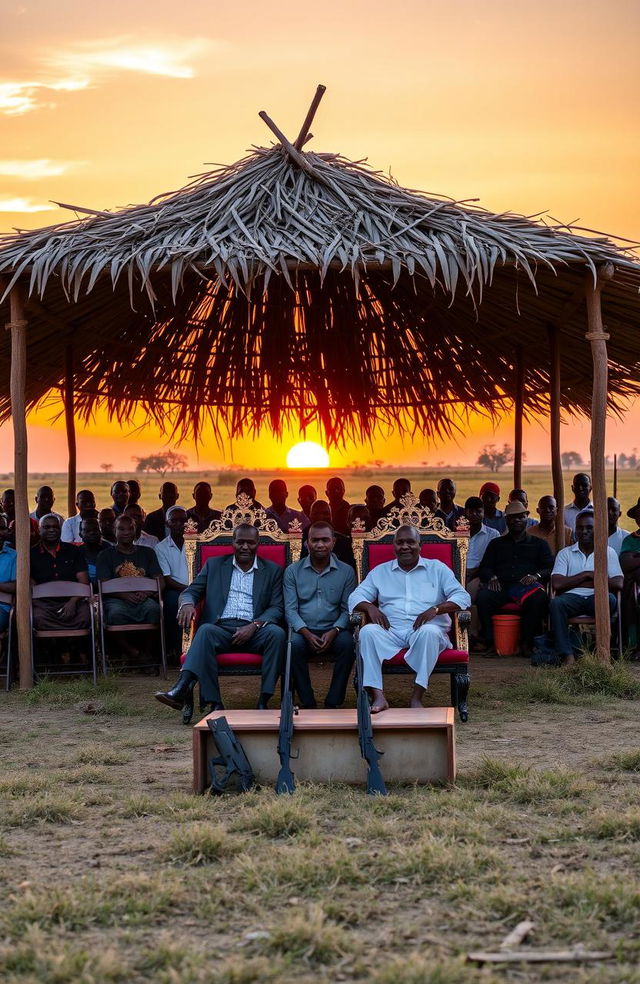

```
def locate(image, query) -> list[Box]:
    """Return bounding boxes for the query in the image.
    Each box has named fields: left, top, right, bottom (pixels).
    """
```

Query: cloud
left=0, top=79, right=88, bottom=116
left=0, top=158, right=86, bottom=179
left=0, top=36, right=214, bottom=115
left=49, top=37, right=214, bottom=80
left=0, top=197, right=56, bottom=213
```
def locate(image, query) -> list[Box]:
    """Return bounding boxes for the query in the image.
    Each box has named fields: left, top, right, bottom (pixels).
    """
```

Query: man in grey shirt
left=284, top=521, right=356, bottom=708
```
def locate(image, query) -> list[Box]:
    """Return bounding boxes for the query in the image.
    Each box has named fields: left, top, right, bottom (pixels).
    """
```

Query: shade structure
left=1, top=101, right=640, bottom=446
left=1, top=87, right=640, bottom=686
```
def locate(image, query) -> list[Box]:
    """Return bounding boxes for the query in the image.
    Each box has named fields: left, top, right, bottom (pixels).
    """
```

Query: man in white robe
left=348, top=525, right=470, bottom=713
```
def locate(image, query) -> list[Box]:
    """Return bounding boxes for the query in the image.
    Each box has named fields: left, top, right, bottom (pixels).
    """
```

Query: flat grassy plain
left=3, top=464, right=640, bottom=981
left=2, top=658, right=640, bottom=983
left=12, top=466, right=640, bottom=519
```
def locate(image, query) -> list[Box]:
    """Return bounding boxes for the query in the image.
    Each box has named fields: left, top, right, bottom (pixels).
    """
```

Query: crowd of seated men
left=2, top=469, right=640, bottom=703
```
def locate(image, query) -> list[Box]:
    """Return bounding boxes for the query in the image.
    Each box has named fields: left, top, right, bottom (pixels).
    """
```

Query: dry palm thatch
left=1, top=87, right=639, bottom=447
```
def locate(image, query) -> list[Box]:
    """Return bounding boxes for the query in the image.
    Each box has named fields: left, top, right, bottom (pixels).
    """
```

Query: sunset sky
left=1, top=0, right=639, bottom=472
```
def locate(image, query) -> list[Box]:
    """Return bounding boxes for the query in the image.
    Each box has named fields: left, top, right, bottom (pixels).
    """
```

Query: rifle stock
left=275, top=625, right=298, bottom=794
left=355, top=629, right=387, bottom=796
left=207, top=717, right=255, bottom=794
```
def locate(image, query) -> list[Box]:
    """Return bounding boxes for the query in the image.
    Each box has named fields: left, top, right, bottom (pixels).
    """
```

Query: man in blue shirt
left=284, top=521, right=356, bottom=708
left=0, top=534, right=16, bottom=632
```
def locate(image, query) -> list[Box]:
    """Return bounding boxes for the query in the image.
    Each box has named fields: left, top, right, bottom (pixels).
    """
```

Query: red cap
left=480, top=482, right=500, bottom=497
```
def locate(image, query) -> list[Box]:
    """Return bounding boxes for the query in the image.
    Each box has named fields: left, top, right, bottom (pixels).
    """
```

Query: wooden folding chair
left=0, top=590, right=15, bottom=690
left=30, top=581, right=98, bottom=684
left=98, top=576, right=167, bottom=677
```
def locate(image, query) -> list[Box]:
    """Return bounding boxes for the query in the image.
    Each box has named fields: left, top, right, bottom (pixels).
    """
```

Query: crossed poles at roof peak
left=259, top=84, right=327, bottom=168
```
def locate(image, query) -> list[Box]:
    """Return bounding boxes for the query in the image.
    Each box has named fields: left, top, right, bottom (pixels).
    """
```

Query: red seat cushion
left=180, top=650, right=263, bottom=667
left=368, top=542, right=454, bottom=571
left=217, top=652, right=263, bottom=667
left=388, top=647, right=469, bottom=666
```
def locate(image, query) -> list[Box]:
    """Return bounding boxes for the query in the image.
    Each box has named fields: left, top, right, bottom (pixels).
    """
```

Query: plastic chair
left=0, top=590, right=15, bottom=690
left=30, top=581, right=98, bottom=684
left=98, top=576, right=167, bottom=677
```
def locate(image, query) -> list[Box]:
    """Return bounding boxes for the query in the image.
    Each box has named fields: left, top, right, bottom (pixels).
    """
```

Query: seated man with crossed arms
left=348, top=524, right=470, bottom=713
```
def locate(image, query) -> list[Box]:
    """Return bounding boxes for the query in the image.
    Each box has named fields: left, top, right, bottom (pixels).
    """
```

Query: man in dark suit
left=144, top=482, right=179, bottom=541
left=154, top=523, right=285, bottom=712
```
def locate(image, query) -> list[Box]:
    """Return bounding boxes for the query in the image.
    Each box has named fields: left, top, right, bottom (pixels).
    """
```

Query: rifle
left=275, top=625, right=298, bottom=794
left=355, top=624, right=387, bottom=796
left=207, top=716, right=255, bottom=794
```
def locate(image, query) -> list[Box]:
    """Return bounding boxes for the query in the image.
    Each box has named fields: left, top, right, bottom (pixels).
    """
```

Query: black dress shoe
left=155, top=670, right=196, bottom=710
left=256, top=693, right=271, bottom=710
left=200, top=701, right=225, bottom=713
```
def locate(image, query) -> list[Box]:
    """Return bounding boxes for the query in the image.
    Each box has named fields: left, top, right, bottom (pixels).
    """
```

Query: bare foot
left=410, top=684, right=425, bottom=709
left=368, top=688, right=389, bottom=714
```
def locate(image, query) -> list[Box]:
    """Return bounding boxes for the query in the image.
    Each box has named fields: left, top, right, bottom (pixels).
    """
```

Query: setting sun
left=286, top=441, right=330, bottom=469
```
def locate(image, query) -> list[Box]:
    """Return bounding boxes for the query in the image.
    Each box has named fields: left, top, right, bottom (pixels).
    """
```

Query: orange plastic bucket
left=492, top=615, right=521, bottom=656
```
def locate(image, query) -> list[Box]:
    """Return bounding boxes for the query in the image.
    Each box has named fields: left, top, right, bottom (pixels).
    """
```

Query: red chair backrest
left=367, top=542, right=454, bottom=572
left=199, top=543, right=287, bottom=571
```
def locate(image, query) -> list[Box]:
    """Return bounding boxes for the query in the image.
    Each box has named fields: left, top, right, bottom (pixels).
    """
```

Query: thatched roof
left=1, top=91, right=639, bottom=446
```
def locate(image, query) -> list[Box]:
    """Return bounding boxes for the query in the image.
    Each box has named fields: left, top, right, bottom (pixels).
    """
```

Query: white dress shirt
left=468, top=524, right=500, bottom=569
left=221, top=556, right=258, bottom=621
left=552, top=542, right=623, bottom=597
left=135, top=531, right=159, bottom=548
left=348, top=557, right=470, bottom=634
left=608, top=527, right=631, bottom=555
left=60, top=514, right=83, bottom=543
left=154, top=535, right=188, bottom=585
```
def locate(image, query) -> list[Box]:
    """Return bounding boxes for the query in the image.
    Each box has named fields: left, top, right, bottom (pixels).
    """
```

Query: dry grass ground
left=1, top=658, right=640, bottom=983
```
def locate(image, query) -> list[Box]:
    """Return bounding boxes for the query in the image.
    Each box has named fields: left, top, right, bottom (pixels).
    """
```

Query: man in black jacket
left=476, top=501, right=553, bottom=656
left=154, top=523, right=285, bottom=712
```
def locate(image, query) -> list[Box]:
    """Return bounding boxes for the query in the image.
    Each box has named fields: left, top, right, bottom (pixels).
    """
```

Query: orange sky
left=1, top=0, right=639, bottom=472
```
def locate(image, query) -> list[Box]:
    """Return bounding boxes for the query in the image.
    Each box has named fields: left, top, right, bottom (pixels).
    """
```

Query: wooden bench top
left=194, top=706, right=454, bottom=733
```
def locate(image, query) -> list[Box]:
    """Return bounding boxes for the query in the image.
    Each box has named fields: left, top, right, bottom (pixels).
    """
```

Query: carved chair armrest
left=454, top=609, right=471, bottom=650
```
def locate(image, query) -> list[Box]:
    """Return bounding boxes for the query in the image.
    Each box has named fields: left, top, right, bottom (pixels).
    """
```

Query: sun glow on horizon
left=286, top=441, right=330, bottom=469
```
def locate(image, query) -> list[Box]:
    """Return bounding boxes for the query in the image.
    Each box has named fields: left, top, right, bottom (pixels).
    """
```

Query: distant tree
left=132, top=450, right=188, bottom=476
left=476, top=443, right=514, bottom=473
left=100, top=463, right=113, bottom=474
left=561, top=451, right=583, bottom=469
left=618, top=453, right=628, bottom=469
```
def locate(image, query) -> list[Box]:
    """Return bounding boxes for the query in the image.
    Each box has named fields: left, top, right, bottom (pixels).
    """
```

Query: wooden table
left=193, top=707, right=455, bottom=793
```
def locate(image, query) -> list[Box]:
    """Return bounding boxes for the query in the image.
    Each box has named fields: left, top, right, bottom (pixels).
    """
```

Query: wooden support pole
left=514, top=345, right=525, bottom=490
left=6, top=287, right=32, bottom=689
left=585, top=263, right=615, bottom=662
left=548, top=326, right=565, bottom=555
left=64, top=344, right=77, bottom=518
